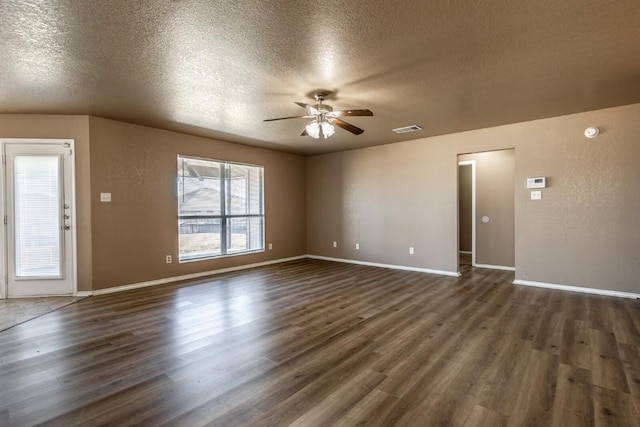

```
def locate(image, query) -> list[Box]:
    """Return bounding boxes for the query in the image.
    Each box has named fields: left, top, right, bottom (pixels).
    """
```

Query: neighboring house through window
left=177, top=155, right=264, bottom=262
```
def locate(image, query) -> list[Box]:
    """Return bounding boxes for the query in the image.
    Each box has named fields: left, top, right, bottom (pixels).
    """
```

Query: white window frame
left=177, top=155, right=265, bottom=262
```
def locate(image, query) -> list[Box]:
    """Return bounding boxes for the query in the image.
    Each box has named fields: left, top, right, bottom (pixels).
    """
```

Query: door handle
left=63, top=224, right=71, bottom=230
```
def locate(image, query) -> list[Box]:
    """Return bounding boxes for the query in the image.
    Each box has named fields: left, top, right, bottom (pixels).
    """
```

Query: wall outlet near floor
left=268, top=243, right=272, bottom=250
left=166, top=255, right=172, bottom=264
left=355, top=243, right=360, bottom=250
left=100, top=192, right=111, bottom=202
left=409, top=247, right=414, bottom=255
left=333, top=241, right=337, bottom=248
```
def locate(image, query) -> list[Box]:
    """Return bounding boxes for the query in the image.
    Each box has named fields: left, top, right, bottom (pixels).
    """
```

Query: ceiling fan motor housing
left=264, top=89, right=372, bottom=137
left=312, top=104, right=332, bottom=114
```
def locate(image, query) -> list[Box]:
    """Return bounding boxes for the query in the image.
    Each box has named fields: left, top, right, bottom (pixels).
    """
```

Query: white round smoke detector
left=584, top=127, right=600, bottom=138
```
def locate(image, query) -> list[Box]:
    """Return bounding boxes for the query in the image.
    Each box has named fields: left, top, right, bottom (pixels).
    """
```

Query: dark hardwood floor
left=0, top=258, right=638, bottom=426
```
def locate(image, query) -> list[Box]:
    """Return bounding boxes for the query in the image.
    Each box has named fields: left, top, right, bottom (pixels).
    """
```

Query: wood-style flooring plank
left=533, top=311, right=564, bottom=356
left=589, top=329, right=630, bottom=393
left=618, top=342, right=640, bottom=399
left=332, top=388, right=399, bottom=427
left=592, top=385, right=640, bottom=427
left=477, top=334, right=533, bottom=416
left=508, top=349, right=558, bottom=426
left=550, top=363, right=594, bottom=426
left=608, top=306, right=640, bottom=347
left=560, top=318, right=592, bottom=370
left=462, top=405, right=508, bottom=427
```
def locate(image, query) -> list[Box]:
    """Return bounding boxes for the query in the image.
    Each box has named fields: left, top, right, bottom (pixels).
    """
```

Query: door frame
left=458, top=160, right=476, bottom=268
left=0, top=138, right=77, bottom=299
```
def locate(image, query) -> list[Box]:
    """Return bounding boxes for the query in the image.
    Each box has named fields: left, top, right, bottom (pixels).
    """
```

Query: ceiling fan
left=264, top=91, right=373, bottom=139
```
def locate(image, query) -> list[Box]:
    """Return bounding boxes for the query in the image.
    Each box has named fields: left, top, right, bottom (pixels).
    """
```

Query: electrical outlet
left=531, top=190, right=542, bottom=200
left=268, top=243, right=272, bottom=250
left=409, top=247, right=414, bottom=255
left=355, top=243, right=360, bottom=250
left=333, top=241, right=337, bottom=248
left=100, top=192, right=111, bottom=202
left=166, top=255, right=172, bottom=264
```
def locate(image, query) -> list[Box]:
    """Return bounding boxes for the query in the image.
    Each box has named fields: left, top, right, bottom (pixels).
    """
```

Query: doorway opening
left=458, top=160, right=475, bottom=274
left=457, top=149, right=515, bottom=275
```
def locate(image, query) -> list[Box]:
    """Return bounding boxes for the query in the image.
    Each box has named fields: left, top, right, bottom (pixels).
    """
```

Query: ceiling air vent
left=392, top=125, right=423, bottom=134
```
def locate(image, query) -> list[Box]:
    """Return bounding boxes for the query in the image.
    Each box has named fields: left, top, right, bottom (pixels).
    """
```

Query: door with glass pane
left=5, top=143, right=74, bottom=296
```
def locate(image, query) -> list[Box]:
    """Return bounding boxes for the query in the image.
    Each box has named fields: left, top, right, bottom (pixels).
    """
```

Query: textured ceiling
left=1, top=0, right=639, bottom=155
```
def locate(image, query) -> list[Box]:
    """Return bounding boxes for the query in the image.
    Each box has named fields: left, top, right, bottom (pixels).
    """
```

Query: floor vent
left=392, top=125, right=423, bottom=134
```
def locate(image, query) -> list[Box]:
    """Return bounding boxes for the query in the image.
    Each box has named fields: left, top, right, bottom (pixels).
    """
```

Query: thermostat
left=527, top=177, right=546, bottom=189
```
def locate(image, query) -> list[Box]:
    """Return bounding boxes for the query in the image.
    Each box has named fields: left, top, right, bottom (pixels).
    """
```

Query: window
left=177, top=155, right=264, bottom=262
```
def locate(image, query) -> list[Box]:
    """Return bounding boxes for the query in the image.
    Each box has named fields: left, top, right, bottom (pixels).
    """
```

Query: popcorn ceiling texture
left=1, top=0, right=640, bottom=154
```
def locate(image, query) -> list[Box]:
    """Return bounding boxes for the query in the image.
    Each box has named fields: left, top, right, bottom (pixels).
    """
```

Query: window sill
left=179, top=248, right=265, bottom=264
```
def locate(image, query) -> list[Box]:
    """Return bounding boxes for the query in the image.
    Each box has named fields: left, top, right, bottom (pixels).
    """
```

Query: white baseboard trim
left=475, top=264, right=516, bottom=271
left=459, top=251, right=472, bottom=255
left=73, top=258, right=639, bottom=300
left=79, top=255, right=307, bottom=296
left=513, top=279, right=640, bottom=299
left=307, top=255, right=461, bottom=277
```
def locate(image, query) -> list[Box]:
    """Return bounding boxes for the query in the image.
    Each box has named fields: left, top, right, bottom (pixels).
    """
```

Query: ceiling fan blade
left=295, top=101, right=320, bottom=115
left=263, top=114, right=313, bottom=122
left=331, top=118, right=365, bottom=135
left=329, top=109, right=373, bottom=117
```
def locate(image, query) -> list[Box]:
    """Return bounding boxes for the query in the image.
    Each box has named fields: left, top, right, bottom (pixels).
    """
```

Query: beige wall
left=88, top=117, right=306, bottom=290
left=0, top=114, right=306, bottom=293
left=0, top=115, right=93, bottom=291
left=307, top=103, right=640, bottom=293
left=2, top=103, right=639, bottom=295
left=307, top=140, right=455, bottom=272
left=459, top=150, right=515, bottom=267
left=458, top=164, right=472, bottom=253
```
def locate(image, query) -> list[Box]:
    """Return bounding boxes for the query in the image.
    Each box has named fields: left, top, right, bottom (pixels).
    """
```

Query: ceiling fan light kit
left=265, top=90, right=373, bottom=139
left=306, top=120, right=335, bottom=139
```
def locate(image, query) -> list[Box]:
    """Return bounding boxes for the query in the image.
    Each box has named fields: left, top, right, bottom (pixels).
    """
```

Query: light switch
left=100, top=192, right=112, bottom=202
left=531, top=190, right=542, bottom=200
